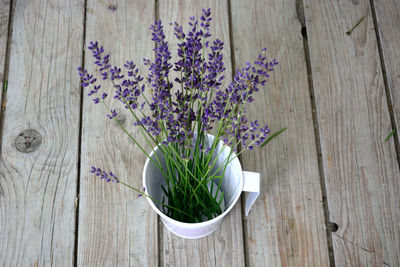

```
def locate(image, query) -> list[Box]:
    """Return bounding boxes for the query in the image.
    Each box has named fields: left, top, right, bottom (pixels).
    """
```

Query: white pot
left=142, top=134, right=260, bottom=239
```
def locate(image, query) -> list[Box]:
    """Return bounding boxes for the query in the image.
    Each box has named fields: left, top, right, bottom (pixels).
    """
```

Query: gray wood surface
left=231, top=0, right=330, bottom=266
left=158, top=1, right=245, bottom=266
left=304, top=0, right=400, bottom=266
left=1, top=0, right=400, bottom=266
left=77, top=0, right=158, bottom=266
left=0, top=0, right=83, bottom=266
left=372, top=0, right=400, bottom=147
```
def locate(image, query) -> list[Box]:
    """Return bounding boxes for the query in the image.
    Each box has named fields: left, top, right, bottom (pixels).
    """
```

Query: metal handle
left=242, top=171, right=260, bottom=216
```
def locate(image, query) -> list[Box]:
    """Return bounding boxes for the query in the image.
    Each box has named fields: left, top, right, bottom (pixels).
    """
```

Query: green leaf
left=217, top=191, right=224, bottom=211
left=261, top=127, right=287, bottom=147
left=385, top=128, right=396, bottom=142
left=3, top=81, right=7, bottom=92
left=346, top=15, right=366, bottom=36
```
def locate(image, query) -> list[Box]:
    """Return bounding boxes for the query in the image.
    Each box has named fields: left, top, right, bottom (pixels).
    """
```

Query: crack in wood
left=335, top=234, right=374, bottom=254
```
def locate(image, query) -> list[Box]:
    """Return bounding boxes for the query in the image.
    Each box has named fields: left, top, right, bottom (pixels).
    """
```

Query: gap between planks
left=295, top=0, right=336, bottom=266
left=368, top=0, right=400, bottom=171
left=0, top=0, right=14, bottom=157
left=224, top=0, right=251, bottom=266
left=74, top=0, right=88, bottom=266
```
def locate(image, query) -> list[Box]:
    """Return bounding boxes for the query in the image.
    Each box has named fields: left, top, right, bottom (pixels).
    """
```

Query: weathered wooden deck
left=0, top=0, right=400, bottom=266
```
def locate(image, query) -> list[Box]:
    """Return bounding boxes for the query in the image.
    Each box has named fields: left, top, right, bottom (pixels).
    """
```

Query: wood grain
left=304, top=0, right=400, bottom=266
left=230, top=0, right=330, bottom=266
left=77, top=0, right=158, bottom=266
left=372, top=0, right=400, bottom=145
left=0, top=0, right=83, bottom=266
left=158, top=1, right=245, bottom=266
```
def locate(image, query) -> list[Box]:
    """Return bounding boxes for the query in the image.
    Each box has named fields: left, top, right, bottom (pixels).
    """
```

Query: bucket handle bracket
left=242, top=171, right=260, bottom=216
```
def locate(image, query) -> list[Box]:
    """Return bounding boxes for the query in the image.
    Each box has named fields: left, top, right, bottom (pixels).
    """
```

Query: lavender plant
left=78, top=9, right=282, bottom=223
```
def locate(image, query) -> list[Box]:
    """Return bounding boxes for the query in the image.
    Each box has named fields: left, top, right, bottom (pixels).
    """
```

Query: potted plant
left=78, top=8, right=284, bottom=238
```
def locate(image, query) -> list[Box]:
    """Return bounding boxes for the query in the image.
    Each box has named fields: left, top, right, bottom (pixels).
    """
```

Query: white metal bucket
left=142, top=134, right=260, bottom=239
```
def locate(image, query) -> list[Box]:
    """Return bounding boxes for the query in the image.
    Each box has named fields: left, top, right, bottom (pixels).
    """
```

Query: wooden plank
left=77, top=1, right=158, bottom=266
left=372, top=1, right=400, bottom=144
left=231, top=0, right=330, bottom=266
left=304, top=0, right=400, bottom=266
left=0, top=0, right=83, bottom=266
left=157, top=1, right=245, bottom=266
left=0, top=0, right=10, bottom=106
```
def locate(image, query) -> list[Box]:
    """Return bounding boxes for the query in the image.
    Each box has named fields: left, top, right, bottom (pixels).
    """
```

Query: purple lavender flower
left=172, top=22, right=185, bottom=40
left=111, top=61, right=145, bottom=112
left=110, top=66, right=124, bottom=81
left=88, top=41, right=111, bottom=80
left=137, top=187, right=145, bottom=197
left=108, top=4, right=116, bottom=11
left=88, top=85, right=101, bottom=96
left=107, top=109, right=117, bottom=119
left=200, top=10, right=212, bottom=36
left=77, top=67, right=97, bottom=88
left=91, top=166, right=119, bottom=183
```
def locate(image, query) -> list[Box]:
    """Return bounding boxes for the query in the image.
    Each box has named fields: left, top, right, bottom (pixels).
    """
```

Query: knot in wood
left=115, top=113, right=126, bottom=126
left=327, top=222, right=339, bottom=232
left=15, top=129, right=42, bottom=153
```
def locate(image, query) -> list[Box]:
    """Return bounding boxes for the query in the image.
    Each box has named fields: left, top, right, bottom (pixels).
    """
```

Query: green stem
left=100, top=101, right=166, bottom=176
left=118, top=181, right=195, bottom=219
